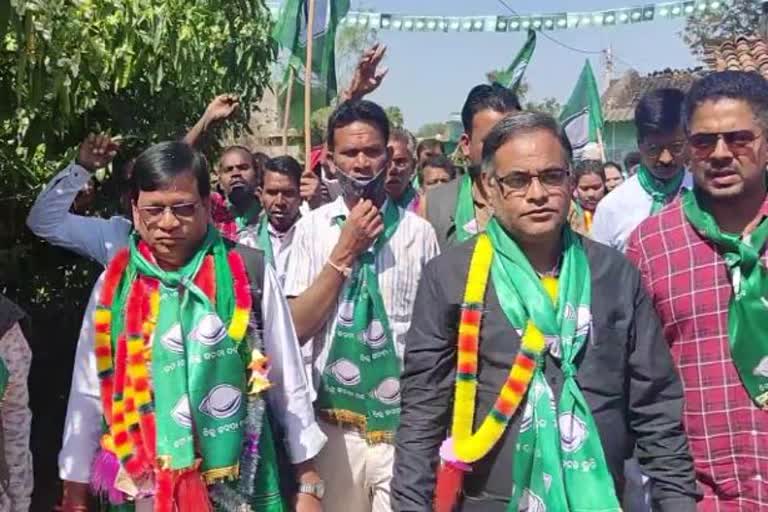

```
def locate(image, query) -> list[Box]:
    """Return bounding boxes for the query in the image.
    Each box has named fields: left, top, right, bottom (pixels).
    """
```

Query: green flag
left=272, top=0, right=351, bottom=130
left=492, top=29, right=536, bottom=93
left=559, top=60, right=604, bottom=160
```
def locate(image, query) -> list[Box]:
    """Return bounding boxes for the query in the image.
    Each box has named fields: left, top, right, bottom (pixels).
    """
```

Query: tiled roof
left=703, top=35, right=768, bottom=80
left=601, top=67, right=705, bottom=122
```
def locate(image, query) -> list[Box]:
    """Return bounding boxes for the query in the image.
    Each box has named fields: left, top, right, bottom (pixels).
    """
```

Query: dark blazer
left=391, top=236, right=700, bottom=512
left=425, top=177, right=461, bottom=252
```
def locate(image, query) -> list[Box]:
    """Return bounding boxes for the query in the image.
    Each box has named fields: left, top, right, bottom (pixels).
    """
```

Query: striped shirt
left=284, top=196, right=440, bottom=397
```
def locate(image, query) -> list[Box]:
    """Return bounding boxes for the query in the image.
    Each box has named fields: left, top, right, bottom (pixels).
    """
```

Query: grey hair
left=480, top=111, right=573, bottom=176
left=390, top=127, right=417, bottom=155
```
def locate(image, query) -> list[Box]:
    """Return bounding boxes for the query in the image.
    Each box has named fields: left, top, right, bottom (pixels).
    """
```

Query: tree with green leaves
left=385, top=106, right=404, bottom=129
left=525, top=97, right=562, bottom=117
left=416, top=122, right=449, bottom=139
left=683, top=0, right=762, bottom=57
left=0, top=3, right=276, bottom=506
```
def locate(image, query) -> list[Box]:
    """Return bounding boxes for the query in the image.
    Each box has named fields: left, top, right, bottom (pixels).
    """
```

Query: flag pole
left=303, top=0, right=316, bottom=173
left=596, top=126, right=607, bottom=163
left=282, top=65, right=295, bottom=152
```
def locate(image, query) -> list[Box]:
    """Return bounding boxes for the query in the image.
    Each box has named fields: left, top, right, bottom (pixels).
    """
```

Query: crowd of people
left=0, top=44, right=766, bottom=512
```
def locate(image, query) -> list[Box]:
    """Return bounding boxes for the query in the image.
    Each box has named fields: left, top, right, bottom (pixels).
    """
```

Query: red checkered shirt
left=210, top=191, right=238, bottom=241
left=626, top=197, right=768, bottom=512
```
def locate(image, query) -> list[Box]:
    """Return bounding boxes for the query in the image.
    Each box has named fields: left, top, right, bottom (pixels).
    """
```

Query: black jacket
left=391, top=236, right=701, bottom=512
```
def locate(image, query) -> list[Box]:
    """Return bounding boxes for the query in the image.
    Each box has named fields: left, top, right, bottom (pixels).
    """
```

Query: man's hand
left=342, top=43, right=388, bottom=101
left=294, top=492, right=323, bottom=512
left=76, top=133, right=119, bottom=173
left=330, top=199, right=383, bottom=266
left=301, top=170, right=323, bottom=208
left=202, top=94, right=240, bottom=125
left=56, top=481, right=90, bottom=511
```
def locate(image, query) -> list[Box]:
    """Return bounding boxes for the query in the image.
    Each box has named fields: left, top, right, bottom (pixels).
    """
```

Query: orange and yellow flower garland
left=93, top=242, right=252, bottom=502
left=434, top=234, right=549, bottom=512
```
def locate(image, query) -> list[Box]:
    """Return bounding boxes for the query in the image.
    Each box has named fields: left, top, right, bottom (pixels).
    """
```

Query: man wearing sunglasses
left=627, top=70, right=768, bottom=510
left=394, top=112, right=698, bottom=512
left=58, top=141, right=326, bottom=512
left=592, top=88, right=692, bottom=253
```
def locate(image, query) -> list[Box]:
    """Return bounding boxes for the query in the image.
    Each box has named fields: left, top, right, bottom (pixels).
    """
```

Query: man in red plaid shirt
left=627, top=70, right=768, bottom=511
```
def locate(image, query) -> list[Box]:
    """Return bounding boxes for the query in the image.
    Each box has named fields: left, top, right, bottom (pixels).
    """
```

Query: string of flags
left=266, top=0, right=729, bottom=34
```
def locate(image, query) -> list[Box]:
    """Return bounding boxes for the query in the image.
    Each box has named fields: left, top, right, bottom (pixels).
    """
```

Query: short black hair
left=623, top=151, right=642, bottom=171
left=574, top=159, right=607, bottom=184
left=634, top=88, right=685, bottom=141
left=416, top=138, right=445, bottom=158
left=684, top=70, right=768, bottom=131
left=131, top=141, right=210, bottom=200
left=603, top=161, right=622, bottom=173
left=481, top=112, right=572, bottom=176
left=253, top=151, right=270, bottom=170
left=461, top=83, right=522, bottom=135
left=262, top=155, right=302, bottom=189
left=418, top=154, right=456, bottom=183
left=326, top=99, right=390, bottom=150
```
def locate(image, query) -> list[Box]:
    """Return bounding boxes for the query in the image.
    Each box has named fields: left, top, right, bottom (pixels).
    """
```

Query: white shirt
left=592, top=171, right=693, bottom=253
left=239, top=221, right=297, bottom=289
left=26, top=163, right=133, bottom=266
left=283, top=197, right=440, bottom=397
left=58, top=265, right=326, bottom=483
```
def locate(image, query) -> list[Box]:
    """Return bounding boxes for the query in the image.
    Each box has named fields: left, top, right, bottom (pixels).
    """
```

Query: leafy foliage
left=525, top=97, right=562, bottom=117
left=416, top=122, right=449, bottom=139
left=0, top=1, right=276, bottom=507
left=385, top=106, right=404, bottom=129
left=682, top=0, right=762, bottom=57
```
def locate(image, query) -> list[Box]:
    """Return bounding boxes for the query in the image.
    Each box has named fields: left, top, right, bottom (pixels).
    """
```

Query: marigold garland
left=448, top=234, right=547, bottom=463
left=93, top=241, right=253, bottom=503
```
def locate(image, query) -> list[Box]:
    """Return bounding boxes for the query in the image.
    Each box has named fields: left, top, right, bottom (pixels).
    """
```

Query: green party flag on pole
left=272, top=0, right=351, bottom=130
left=492, top=29, right=536, bottom=93
left=559, top=59, right=605, bottom=161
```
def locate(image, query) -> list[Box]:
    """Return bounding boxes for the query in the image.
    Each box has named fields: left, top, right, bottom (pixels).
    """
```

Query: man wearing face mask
left=423, top=84, right=521, bottom=251
left=284, top=100, right=439, bottom=512
left=210, top=145, right=264, bottom=241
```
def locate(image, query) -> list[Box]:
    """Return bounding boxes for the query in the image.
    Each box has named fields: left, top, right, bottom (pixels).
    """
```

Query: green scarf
left=454, top=173, right=477, bottom=243
left=256, top=213, right=275, bottom=266
left=394, top=184, right=418, bottom=211
left=637, top=165, right=684, bottom=215
left=682, top=189, right=768, bottom=408
left=318, top=201, right=403, bottom=442
left=484, top=219, right=620, bottom=512
left=229, top=200, right=262, bottom=231
left=127, top=229, right=246, bottom=473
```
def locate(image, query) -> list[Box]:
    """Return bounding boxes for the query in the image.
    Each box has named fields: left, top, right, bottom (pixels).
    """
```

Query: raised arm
left=26, top=134, right=127, bottom=266
left=183, top=93, right=240, bottom=148
left=339, top=43, right=389, bottom=103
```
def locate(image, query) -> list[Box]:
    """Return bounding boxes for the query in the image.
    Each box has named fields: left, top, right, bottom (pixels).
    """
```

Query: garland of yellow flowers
left=434, top=234, right=550, bottom=512
left=93, top=242, right=252, bottom=494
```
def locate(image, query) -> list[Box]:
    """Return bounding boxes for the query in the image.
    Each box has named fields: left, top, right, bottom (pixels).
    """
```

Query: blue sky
left=347, top=0, right=701, bottom=130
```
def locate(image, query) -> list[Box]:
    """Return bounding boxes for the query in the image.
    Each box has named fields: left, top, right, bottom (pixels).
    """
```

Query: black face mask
left=335, top=166, right=387, bottom=204
left=227, top=185, right=256, bottom=212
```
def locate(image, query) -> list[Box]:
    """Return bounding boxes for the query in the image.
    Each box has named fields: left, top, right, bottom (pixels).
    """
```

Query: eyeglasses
left=640, top=140, right=687, bottom=160
left=491, top=168, right=570, bottom=197
left=136, top=202, right=199, bottom=223
left=688, top=130, right=762, bottom=157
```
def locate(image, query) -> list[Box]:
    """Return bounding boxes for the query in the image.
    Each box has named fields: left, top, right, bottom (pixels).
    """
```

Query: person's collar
left=267, top=216, right=299, bottom=238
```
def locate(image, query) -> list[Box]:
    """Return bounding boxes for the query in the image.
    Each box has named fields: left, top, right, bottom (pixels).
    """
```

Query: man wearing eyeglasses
left=626, top=70, right=768, bottom=510
left=393, top=111, right=699, bottom=512
left=58, top=141, right=327, bottom=512
left=592, top=88, right=693, bottom=253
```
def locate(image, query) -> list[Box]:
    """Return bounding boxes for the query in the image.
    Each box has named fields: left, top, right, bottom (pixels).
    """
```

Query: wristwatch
left=298, top=481, right=326, bottom=500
